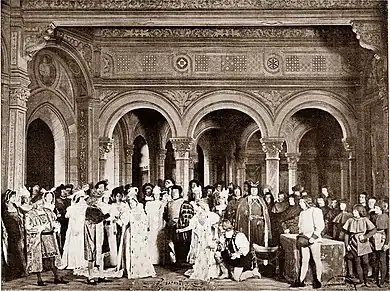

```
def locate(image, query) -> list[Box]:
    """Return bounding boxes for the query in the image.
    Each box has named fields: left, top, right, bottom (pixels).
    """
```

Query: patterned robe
left=25, top=208, right=62, bottom=273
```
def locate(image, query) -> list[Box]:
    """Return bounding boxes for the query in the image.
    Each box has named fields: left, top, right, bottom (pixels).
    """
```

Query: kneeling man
left=220, top=219, right=261, bottom=281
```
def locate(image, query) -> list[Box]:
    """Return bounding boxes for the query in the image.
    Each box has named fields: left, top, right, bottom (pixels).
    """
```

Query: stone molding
left=351, top=20, right=386, bottom=56
left=260, top=137, right=284, bottom=159
left=99, top=137, right=113, bottom=160
left=22, top=0, right=382, bottom=10
left=162, top=90, right=204, bottom=116
left=170, top=137, right=194, bottom=159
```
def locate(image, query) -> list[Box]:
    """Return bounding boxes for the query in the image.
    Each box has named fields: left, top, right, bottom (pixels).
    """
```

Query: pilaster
left=342, top=137, right=356, bottom=204
left=123, top=144, right=134, bottom=185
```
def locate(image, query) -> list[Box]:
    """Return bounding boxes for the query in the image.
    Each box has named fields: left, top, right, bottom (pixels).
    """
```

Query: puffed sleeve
left=312, top=207, right=325, bottom=239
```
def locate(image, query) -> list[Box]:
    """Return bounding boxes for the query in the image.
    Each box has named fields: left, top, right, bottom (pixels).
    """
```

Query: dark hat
left=142, top=183, right=154, bottom=193
left=112, top=186, right=124, bottom=196
left=56, top=184, right=66, bottom=191
left=292, top=184, right=304, bottom=192
left=64, top=184, right=74, bottom=190
left=95, top=180, right=108, bottom=189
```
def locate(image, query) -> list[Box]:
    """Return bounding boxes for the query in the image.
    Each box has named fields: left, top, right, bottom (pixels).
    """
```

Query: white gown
left=61, top=201, right=88, bottom=270
left=145, top=199, right=166, bottom=264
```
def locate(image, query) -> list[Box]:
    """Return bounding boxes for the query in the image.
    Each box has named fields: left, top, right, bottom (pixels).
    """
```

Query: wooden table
left=280, top=234, right=346, bottom=284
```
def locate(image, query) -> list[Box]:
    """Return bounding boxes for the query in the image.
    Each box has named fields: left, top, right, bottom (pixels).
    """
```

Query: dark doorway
left=27, top=119, right=54, bottom=189
left=132, top=135, right=148, bottom=189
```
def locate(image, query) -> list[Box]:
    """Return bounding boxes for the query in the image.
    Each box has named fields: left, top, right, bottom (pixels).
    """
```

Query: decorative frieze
left=250, top=90, right=296, bottom=116
left=22, top=0, right=382, bottom=10
left=93, top=27, right=356, bottom=43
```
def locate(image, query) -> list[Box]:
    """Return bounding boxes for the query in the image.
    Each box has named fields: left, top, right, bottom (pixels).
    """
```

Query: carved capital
left=351, top=21, right=386, bottom=56
left=285, top=152, right=301, bottom=170
left=260, top=137, right=284, bottom=159
left=99, top=137, right=113, bottom=160
left=23, top=23, right=56, bottom=61
left=170, top=137, right=194, bottom=159
left=124, top=144, right=134, bottom=161
left=342, top=137, right=355, bottom=160
left=9, top=87, right=30, bottom=107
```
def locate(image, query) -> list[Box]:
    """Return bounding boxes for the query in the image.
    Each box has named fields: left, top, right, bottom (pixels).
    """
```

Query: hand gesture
left=309, top=237, right=315, bottom=244
left=383, top=244, right=389, bottom=251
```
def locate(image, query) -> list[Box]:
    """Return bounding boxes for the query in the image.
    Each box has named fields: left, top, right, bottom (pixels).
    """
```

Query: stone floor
left=1, top=266, right=386, bottom=290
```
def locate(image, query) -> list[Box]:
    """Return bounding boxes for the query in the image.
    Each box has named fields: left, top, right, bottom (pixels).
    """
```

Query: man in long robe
left=235, top=184, right=272, bottom=248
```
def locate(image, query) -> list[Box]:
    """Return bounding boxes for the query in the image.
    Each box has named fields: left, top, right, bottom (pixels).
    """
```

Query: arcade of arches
left=1, top=0, right=388, bottom=204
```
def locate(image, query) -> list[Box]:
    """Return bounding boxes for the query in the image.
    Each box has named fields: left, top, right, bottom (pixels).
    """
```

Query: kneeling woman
left=118, top=198, right=156, bottom=279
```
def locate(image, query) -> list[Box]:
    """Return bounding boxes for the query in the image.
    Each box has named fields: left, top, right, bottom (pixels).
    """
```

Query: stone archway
left=183, top=90, right=272, bottom=139
left=100, top=90, right=181, bottom=139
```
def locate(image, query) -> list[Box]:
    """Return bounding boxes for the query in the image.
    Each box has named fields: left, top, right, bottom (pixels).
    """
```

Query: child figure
left=371, top=200, right=389, bottom=288
left=343, top=204, right=377, bottom=287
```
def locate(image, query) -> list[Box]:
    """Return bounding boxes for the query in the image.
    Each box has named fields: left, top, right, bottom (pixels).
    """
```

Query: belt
left=41, top=230, right=54, bottom=235
left=249, top=215, right=264, bottom=220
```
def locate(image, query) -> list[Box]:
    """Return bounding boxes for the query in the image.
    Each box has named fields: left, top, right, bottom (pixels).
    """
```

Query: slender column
left=123, top=144, right=134, bottom=185
left=260, top=138, right=284, bottom=199
left=170, top=137, right=194, bottom=197
left=189, top=149, right=198, bottom=182
left=203, top=150, right=210, bottom=186
left=99, top=137, right=113, bottom=181
left=286, top=152, right=301, bottom=195
left=236, top=149, right=247, bottom=188
left=308, top=158, right=319, bottom=196
left=158, top=149, right=167, bottom=181
left=343, top=138, right=356, bottom=205
left=340, top=158, right=349, bottom=200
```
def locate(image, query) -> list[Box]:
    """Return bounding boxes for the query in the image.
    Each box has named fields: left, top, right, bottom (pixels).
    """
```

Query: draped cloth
left=235, top=196, right=272, bottom=247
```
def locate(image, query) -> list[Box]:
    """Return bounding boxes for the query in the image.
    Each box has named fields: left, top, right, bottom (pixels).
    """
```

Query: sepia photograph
left=0, top=0, right=388, bottom=290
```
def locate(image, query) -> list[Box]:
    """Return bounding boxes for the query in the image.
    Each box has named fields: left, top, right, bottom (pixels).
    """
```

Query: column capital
left=99, top=137, right=113, bottom=160
left=285, top=152, right=301, bottom=169
left=9, top=86, right=30, bottom=108
left=342, top=137, right=356, bottom=160
left=124, top=144, right=134, bottom=161
left=260, top=137, right=284, bottom=159
left=170, top=137, right=194, bottom=159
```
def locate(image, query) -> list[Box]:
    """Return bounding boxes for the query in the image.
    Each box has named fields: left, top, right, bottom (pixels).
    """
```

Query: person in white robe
left=145, top=186, right=166, bottom=265
left=61, top=190, right=88, bottom=270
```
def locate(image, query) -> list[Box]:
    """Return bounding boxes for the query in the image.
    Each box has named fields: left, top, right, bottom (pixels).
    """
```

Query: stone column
left=189, top=149, right=198, bottom=182
left=99, top=137, right=113, bottom=181
left=309, top=158, right=319, bottom=196
left=340, top=159, right=349, bottom=200
left=235, top=149, right=247, bottom=188
left=260, top=138, right=284, bottom=198
left=170, top=137, right=194, bottom=197
left=286, top=153, right=301, bottom=195
left=123, top=144, right=134, bottom=185
left=343, top=138, right=356, bottom=205
left=203, top=150, right=210, bottom=186
left=158, top=149, right=167, bottom=181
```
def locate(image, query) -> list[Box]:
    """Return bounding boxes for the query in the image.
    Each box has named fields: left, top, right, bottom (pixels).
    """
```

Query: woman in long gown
left=2, top=189, right=27, bottom=278
left=177, top=201, right=221, bottom=281
left=118, top=197, right=156, bottom=279
left=61, top=190, right=88, bottom=270
left=145, top=185, right=166, bottom=265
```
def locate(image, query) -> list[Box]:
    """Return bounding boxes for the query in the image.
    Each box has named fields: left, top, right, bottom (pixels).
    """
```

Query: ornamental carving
left=78, top=109, right=88, bottom=184
left=351, top=21, right=386, bottom=55
left=23, top=23, right=56, bottom=61
left=124, top=144, right=134, bottom=160
left=99, top=137, right=113, bottom=160
left=93, top=27, right=354, bottom=42
left=98, top=89, right=121, bottom=104
left=170, top=138, right=194, bottom=159
left=250, top=90, right=295, bottom=116
left=10, top=87, right=30, bottom=104
left=285, top=153, right=301, bottom=169
left=22, top=0, right=381, bottom=10
left=56, top=30, right=93, bottom=70
left=260, top=138, right=284, bottom=159
left=162, top=90, right=204, bottom=115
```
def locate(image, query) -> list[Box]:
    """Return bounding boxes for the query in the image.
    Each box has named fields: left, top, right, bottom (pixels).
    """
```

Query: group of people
left=1, top=179, right=389, bottom=289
